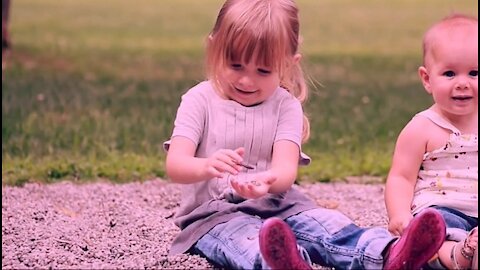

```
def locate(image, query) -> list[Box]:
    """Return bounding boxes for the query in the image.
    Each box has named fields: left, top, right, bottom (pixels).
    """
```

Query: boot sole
left=385, top=208, right=446, bottom=270
left=259, top=217, right=312, bottom=270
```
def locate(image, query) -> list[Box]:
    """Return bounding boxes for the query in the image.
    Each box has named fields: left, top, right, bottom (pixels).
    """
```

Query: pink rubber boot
left=259, top=217, right=312, bottom=270
left=384, top=208, right=446, bottom=270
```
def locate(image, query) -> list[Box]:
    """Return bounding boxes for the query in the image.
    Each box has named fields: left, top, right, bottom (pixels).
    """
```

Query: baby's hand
left=388, top=213, right=414, bottom=236
left=204, top=147, right=245, bottom=179
left=230, top=171, right=276, bottom=199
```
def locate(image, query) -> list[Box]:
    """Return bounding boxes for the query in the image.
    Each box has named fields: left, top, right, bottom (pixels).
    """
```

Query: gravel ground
left=2, top=178, right=389, bottom=269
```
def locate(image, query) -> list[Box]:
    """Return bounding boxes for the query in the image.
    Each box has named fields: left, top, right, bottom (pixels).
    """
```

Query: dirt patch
left=2, top=179, right=388, bottom=269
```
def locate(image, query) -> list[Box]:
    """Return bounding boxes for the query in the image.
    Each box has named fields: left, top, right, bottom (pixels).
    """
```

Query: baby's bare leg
left=438, top=227, right=478, bottom=269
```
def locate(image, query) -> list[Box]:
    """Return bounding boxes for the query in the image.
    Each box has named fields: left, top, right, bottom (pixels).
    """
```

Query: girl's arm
left=230, top=140, right=299, bottom=199
left=385, top=118, right=428, bottom=235
left=166, top=136, right=244, bottom=184
left=268, top=139, right=300, bottom=193
left=265, top=94, right=304, bottom=193
left=231, top=97, right=303, bottom=197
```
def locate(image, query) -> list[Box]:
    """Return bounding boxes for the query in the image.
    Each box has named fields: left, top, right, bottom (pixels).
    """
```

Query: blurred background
left=2, top=0, right=478, bottom=185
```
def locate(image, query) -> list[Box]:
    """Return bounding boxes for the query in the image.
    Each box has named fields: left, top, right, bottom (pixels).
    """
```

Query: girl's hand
left=230, top=171, right=277, bottom=199
left=204, top=147, right=245, bottom=179
left=388, top=213, right=414, bottom=236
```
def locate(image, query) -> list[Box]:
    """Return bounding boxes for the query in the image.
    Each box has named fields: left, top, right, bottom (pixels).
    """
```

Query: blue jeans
left=429, top=206, right=477, bottom=237
left=192, top=208, right=395, bottom=269
left=426, top=206, right=477, bottom=270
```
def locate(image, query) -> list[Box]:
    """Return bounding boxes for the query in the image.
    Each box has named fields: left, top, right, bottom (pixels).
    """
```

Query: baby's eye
left=443, top=71, right=455, bottom=77
left=469, top=70, right=478, bottom=77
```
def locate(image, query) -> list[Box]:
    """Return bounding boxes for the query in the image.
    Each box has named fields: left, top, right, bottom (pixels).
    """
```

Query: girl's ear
left=293, top=53, right=302, bottom=64
left=418, top=66, right=432, bottom=94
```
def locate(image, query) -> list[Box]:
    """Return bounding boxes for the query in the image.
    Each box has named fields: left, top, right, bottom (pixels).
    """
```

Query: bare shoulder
left=399, top=116, right=450, bottom=152
left=398, top=116, right=433, bottom=140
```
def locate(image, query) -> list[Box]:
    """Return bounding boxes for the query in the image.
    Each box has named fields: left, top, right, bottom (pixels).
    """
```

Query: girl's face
left=419, top=30, right=478, bottom=118
left=219, top=60, right=281, bottom=106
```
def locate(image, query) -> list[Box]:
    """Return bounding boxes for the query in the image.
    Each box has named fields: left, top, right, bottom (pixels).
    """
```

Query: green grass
left=2, top=0, right=478, bottom=185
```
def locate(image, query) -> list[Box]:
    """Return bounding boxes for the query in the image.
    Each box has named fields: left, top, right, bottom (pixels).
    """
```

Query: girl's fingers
left=230, top=179, right=244, bottom=193
left=231, top=179, right=254, bottom=199
left=214, top=159, right=239, bottom=175
left=214, top=151, right=243, bottom=173
left=226, top=149, right=245, bottom=166
left=207, top=167, right=223, bottom=178
left=234, top=147, right=245, bottom=157
left=230, top=179, right=238, bottom=190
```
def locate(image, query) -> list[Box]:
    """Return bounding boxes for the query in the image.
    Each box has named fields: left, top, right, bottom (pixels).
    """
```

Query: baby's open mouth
left=452, top=96, right=472, bottom=101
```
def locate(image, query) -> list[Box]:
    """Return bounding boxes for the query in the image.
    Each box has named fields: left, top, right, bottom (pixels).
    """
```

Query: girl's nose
left=238, top=75, right=255, bottom=90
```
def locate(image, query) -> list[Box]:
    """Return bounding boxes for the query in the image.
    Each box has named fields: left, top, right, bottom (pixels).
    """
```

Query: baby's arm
left=166, top=136, right=244, bottom=184
left=385, top=118, right=428, bottom=236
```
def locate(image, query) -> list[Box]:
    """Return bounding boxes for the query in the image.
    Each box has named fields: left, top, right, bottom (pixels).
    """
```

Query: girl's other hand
left=204, top=147, right=245, bottom=179
left=230, top=171, right=277, bottom=199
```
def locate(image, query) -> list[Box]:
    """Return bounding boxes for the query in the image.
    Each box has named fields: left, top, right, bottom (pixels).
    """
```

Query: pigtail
left=293, top=62, right=310, bottom=143
left=282, top=58, right=310, bottom=143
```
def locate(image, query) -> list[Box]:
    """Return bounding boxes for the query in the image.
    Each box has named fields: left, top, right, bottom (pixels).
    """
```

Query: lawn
left=2, top=0, right=477, bottom=185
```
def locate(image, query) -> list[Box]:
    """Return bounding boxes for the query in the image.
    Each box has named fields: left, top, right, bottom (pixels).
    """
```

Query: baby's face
left=424, top=27, right=478, bottom=117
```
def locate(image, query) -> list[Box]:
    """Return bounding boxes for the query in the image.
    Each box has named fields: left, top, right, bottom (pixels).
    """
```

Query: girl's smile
left=234, top=87, right=258, bottom=95
left=221, top=61, right=281, bottom=106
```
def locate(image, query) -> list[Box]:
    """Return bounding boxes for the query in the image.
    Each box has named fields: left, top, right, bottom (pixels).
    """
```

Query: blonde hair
left=422, top=13, right=478, bottom=66
left=206, top=0, right=310, bottom=142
